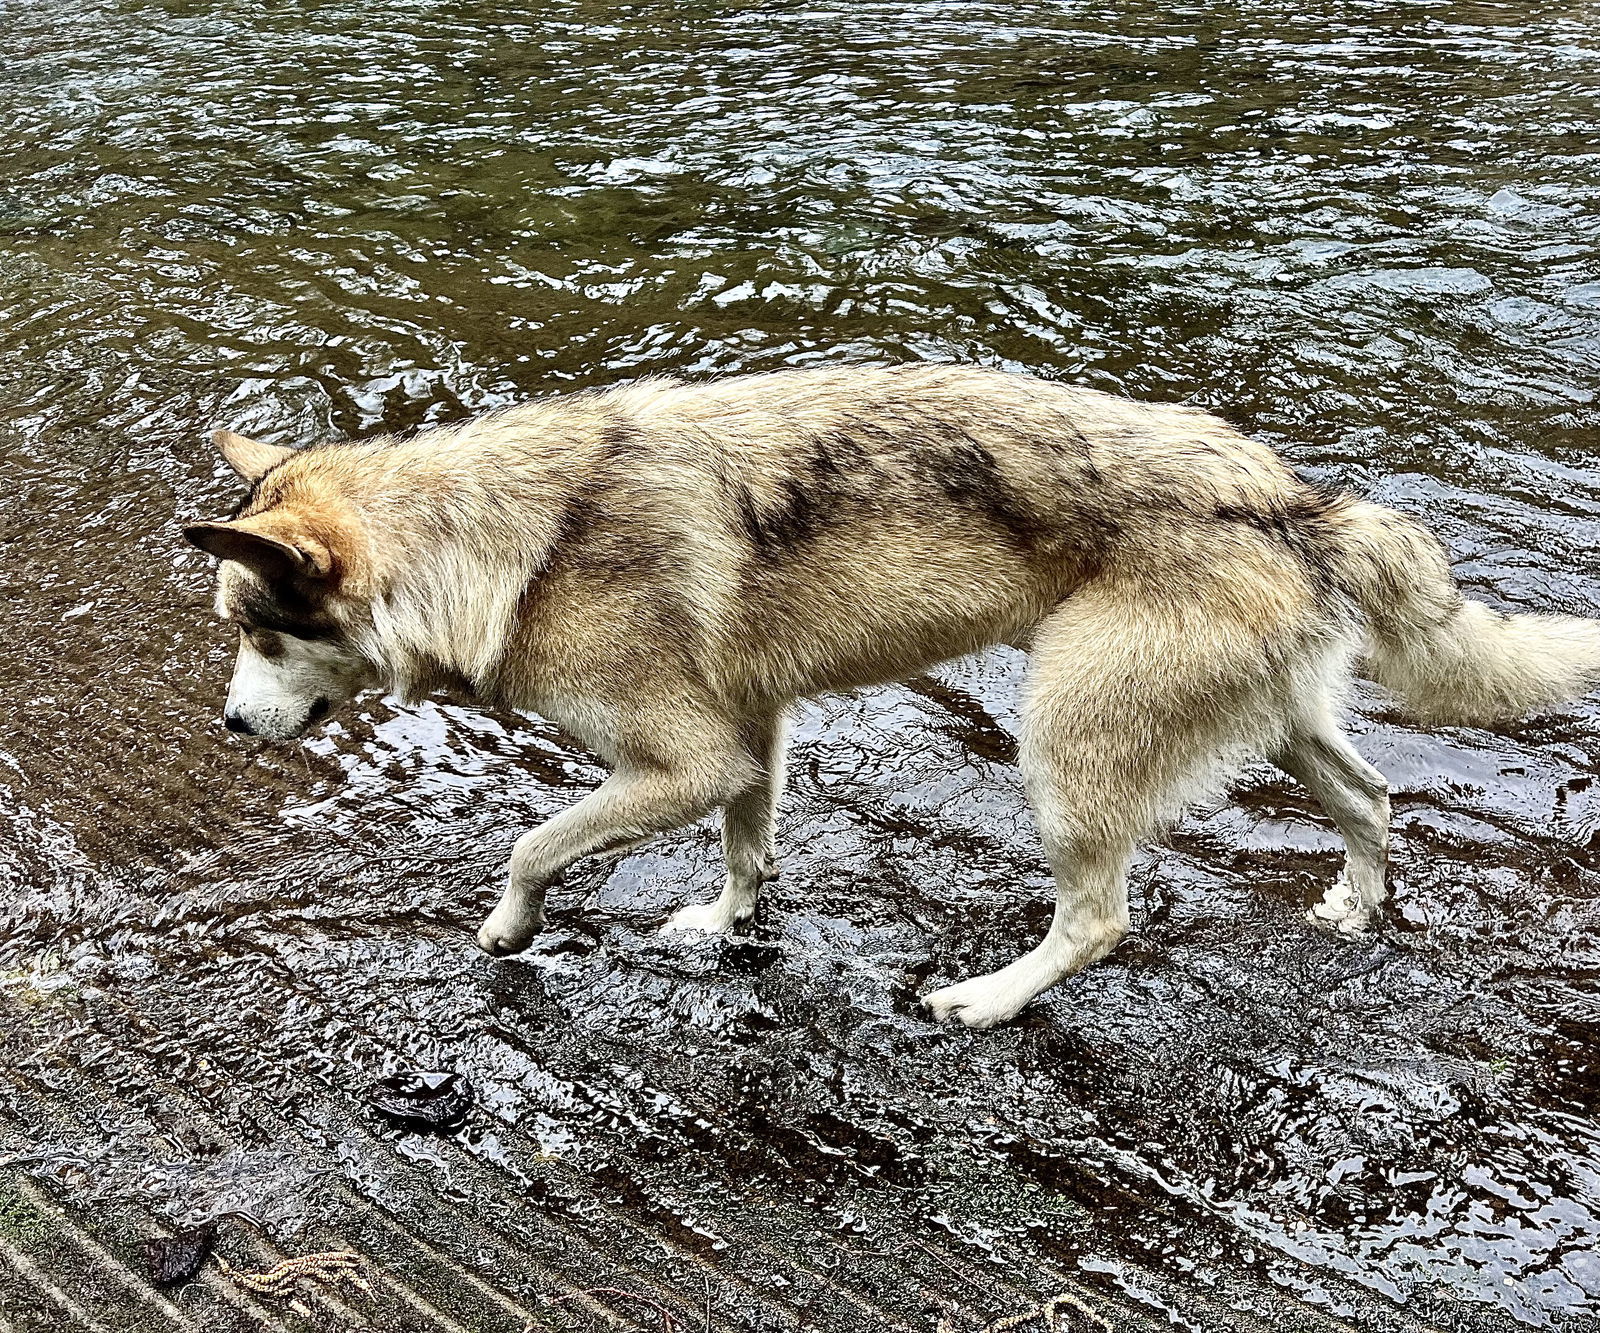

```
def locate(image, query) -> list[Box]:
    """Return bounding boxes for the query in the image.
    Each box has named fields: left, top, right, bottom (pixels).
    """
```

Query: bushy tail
left=1333, top=500, right=1600, bottom=726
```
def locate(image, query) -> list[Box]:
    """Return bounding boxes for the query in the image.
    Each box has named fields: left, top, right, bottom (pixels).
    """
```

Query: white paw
left=659, top=901, right=750, bottom=936
left=476, top=900, right=545, bottom=956
left=1307, top=904, right=1373, bottom=938
left=921, top=975, right=1032, bottom=1030
left=1307, top=876, right=1373, bottom=938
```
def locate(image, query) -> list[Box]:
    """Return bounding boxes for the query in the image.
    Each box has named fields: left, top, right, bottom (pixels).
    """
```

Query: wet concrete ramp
left=4, top=653, right=1596, bottom=1332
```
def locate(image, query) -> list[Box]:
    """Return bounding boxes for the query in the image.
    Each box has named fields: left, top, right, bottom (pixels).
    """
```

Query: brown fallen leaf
left=220, top=1248, right=371, bottom=1303
left=940, top=1291, right=1110, bottom=1333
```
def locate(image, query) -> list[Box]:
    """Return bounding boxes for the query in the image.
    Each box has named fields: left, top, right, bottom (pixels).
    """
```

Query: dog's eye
left=248, top=628, right=289, bottom=659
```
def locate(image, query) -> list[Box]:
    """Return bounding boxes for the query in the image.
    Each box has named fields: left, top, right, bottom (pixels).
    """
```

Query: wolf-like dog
left=183, top=364, right=1600, bottom=1028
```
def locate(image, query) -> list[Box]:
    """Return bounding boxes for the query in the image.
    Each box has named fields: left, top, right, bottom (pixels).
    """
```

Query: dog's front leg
left=477, top=745, right=755, bottom=956
left=662, top=707, right=787, bottom=935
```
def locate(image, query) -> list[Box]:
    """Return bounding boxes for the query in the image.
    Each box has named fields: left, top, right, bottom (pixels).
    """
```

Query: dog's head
left=183, top=431, right=378, bottom=741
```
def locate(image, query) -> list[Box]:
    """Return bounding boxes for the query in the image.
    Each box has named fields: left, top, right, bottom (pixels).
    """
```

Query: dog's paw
left=475, top=903, right=546, bottom=957
left=1306, top=876, right=1374, bottom=938
left=659, top=901, right=751, bottom=936
left=921, top=976, right=1029, bottom=1030
left=1306, top=903, right=1373, bottom=938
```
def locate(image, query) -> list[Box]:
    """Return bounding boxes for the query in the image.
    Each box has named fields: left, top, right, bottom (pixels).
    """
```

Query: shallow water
left=2, top=1, right=1599, bottom=1329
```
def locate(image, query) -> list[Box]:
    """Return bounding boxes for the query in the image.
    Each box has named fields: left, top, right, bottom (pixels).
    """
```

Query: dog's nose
left=224, top=711, right=256, bottom=735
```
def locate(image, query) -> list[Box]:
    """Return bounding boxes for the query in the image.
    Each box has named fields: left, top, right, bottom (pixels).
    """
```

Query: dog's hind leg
left=1270, top=712, right=1390, bottom=936
left=662, top=707, right=788, bottom=935
left=923, top=584, right=1281, bottom=1029
left=477, top=704, right=758, bottom=956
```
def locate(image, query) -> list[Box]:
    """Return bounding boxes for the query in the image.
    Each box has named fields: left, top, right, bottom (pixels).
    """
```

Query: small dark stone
left=365, top=1070, right=473, bottom=1131
left=145, top=1222, right=216, bottom=1286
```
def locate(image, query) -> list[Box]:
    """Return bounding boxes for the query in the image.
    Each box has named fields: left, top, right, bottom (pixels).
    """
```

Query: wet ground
left=3, top=1, right=1600, bottom=1329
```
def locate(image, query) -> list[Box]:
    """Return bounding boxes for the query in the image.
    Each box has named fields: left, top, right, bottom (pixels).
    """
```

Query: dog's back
left=471, top=364, right=1335, bottom=706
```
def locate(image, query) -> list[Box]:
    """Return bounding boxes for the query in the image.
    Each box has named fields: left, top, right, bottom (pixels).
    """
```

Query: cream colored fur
left=182, top=365, right=1600, bottom=1029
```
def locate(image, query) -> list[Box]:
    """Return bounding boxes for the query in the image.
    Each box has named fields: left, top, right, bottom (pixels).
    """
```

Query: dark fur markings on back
left=598, top=418, right=639, bottom=460
left=728, top=431, right=870, bottom=560
left=733, top=478, right=824, bottom=556
left=1214, top=483, right=1352, bottom=606
left=523, top=486, right=702, bottom=665
left=555, top=490, right=679, bottom=579
left=919, top=425, right=1048, bottom=548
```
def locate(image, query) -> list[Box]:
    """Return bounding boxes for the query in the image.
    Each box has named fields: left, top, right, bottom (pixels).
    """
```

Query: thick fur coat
left=185, top=365, right=1600, bottom=1027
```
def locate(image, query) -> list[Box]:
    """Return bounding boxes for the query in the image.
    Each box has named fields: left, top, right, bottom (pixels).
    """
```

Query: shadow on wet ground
left=2, top=2, right=1599, bottom=1329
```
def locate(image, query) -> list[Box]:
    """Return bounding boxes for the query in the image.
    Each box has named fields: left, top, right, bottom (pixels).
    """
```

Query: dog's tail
left=1330, top=499, right=1600, bottom=726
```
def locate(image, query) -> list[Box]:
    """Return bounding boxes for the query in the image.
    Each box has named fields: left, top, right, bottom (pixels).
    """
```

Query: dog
left=183, top=364, right=1600, bottom=1028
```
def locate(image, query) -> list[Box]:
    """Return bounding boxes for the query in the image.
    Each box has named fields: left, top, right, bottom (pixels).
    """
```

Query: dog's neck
left=341, top=440, right=582, bottom=703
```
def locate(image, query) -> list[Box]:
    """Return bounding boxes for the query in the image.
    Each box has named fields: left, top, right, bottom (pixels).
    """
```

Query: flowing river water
left=2, top=2, right=1599, bottom=1330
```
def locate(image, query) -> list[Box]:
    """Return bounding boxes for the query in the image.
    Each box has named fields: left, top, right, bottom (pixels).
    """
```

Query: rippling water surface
left=3, top=2, right=1600, bottom=1330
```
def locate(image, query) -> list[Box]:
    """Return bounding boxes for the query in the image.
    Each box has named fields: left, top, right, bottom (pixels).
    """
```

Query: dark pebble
left=365, top=1070, right=474, bottom=1131
left=145, top=1222, right=216, bottom=1285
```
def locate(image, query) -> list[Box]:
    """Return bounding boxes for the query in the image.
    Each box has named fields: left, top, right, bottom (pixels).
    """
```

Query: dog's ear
left=182, top=516, right=334, bottom=581
left=212, top=429, right=295, bottom=482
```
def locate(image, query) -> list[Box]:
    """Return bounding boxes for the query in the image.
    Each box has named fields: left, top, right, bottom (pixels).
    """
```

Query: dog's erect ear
left=182, top=516, right=334, bottom=581
left=213, top=429, right=295, bottom=482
